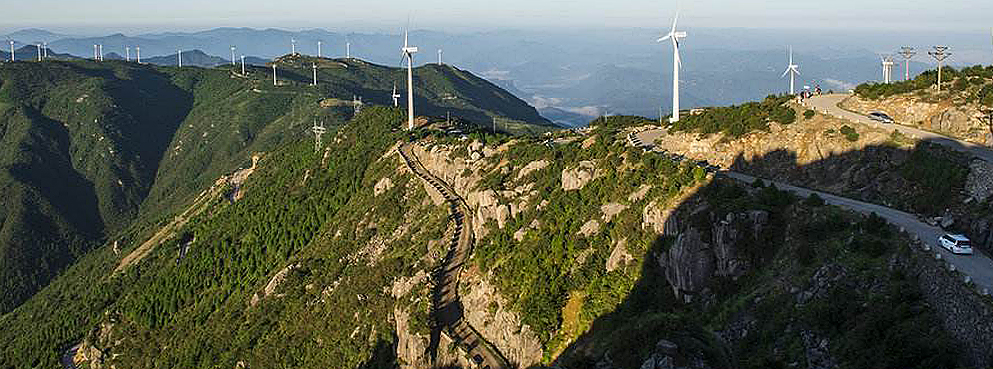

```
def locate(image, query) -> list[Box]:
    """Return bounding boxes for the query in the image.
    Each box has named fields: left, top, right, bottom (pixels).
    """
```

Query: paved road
left=805, top=94, right=993, bottom=162
left=632, top=129, right=993, bottom=294
left=398, top=143, right=509, bottom=369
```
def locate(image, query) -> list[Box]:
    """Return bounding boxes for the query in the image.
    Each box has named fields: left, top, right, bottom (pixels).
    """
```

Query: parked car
left=938, top=234, right=974, bottom=255
left=867, top=111, right=894, bottom=124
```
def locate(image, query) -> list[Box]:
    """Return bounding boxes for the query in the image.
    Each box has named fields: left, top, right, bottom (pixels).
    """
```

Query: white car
left=938, top=234, right=974, bottom=255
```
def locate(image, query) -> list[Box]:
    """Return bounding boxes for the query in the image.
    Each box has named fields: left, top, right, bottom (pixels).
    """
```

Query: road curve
left=398, top=143, right=509, bottom=369
left=805, top=94, right=993, bottom=162
left=631, top=129, right=993, bottom=294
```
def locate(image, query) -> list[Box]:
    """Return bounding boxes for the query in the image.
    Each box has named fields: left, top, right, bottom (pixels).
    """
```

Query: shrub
left=839, top=125, right=859, bottom=142
left=803, top=193, right=825, bottom=207
left=803, top=109, right=815, bottom=120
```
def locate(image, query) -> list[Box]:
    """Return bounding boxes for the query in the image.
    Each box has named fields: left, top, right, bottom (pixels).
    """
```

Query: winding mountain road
left=632, top=129, right=993, bottom=294
left=805, top=94, right=993, bottom=162
left=398, top=143, right=509, bottom=369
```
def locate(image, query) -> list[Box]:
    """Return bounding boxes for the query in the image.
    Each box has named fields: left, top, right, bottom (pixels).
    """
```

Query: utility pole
left=928, top=46, right=950, bottom=92
left=898, top=47, right=916, bottom=81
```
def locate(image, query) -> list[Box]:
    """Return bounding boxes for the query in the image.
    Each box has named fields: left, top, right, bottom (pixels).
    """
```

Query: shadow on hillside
left=529, top=139, right=986, bottom=369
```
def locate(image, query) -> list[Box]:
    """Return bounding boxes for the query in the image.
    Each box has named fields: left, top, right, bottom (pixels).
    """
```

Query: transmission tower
left=881, top=55, right=895, bottom=83
left=928, top=46, right=951, bottom=92
left=311, top=119, right=327, bottom=153
left=898, top=47, right=916, bottom=81
left=353, top=95, right=363, bottom=115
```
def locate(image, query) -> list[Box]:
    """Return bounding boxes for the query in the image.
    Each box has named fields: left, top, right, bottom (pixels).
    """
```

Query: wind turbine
left=273, top=62, right=277, bottom=86
left=126, top=46, right=131, bottom=62
left=43, top=42, right=48, bottom=59
left=136, top=46, right=141, bottom=64
left=657, top=12, right=687, bottom=123
left=881, top=55, right=895, bottom=83
left=240, top=55, right=246, bottom=75
left=346, top=42, right=351, bottom=59
left=317, top=41, right=322, bottom=58
left=99, top=45, right=103, bottom=61
left=230, top=46, right=236, bottom=66
left=392, top=83, right=401, bottom=107
left=438, top=49, right=442, bottom=65
left=781, top=47, right=800, bottom=95
left=401, top=29, right=419, bottom=130
left=36, top=43, right=41, bottom=61
left=8, top=41, right=13, bottom=62
left=291, top=39, right=297, bottom=55
left=178, top=49, right=183, bottom=67
left=311, top=63, right=317, bottom=86
left=93, top=44, right=98, bottom=61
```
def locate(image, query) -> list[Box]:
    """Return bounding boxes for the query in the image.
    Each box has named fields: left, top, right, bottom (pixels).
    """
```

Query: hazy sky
left=3, top=0, right=992, bottom=34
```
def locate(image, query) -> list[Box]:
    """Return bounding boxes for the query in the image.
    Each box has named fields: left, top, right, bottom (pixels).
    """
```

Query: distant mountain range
left=2, top=27, right=947, bottom=126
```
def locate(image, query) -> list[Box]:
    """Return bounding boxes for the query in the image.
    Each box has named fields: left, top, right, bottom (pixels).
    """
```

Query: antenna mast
left=928, top=46, right=951, bottom=92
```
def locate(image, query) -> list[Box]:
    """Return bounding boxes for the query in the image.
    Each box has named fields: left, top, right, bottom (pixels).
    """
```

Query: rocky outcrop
left=394, top=307, right=468, bottom=369
left=467, top=189, right=512, bottom=238
left=374, top=177, right=394, bottom=196
left=579, top=219, right=602, bottom=237
left=841, top=94, right=992, bottom=145
left=643, top=201, right=679, bottom=237
left=562, top=161, right=602, bottom=191
left=965, top=159, right=993, bottom=203
left=606, top=238, right=634, bottom=272
left=461, top=273, right=543, bottom=368
left=657, top=210, right=769, bottom=302
left=517, top=159, right=550, bottom=180
left=601, top=203, right=628, bottom=223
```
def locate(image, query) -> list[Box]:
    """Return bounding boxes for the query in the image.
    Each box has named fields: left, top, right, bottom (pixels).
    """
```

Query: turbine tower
left=99, top=45, right=103, bottom=61
left=781, top=47, right=800, bottom=95
left=136, top=46, right=141, bottom=64
left=43, top=42, right=48, bottom=59
left=240, top=55, right=246, bottom=75
left=311, top=63, right=317, bottom=86
left=93, top=44, right=98, bottom=61
left=657, top=12, right=687, bottom=123
left=273, top=62, right=277, bottom=86
left=8, top=41, right=13, bottom=62
left=230, top=46, right=236, bottom=66
left=291, top=39, right=297, bottom=55
left=898, top=47, right=916, bottom=81
left=126, top=46, right=131, bottom=62
left=36, top=43, right=41, bottom=61
left=401, top=29, right=419, bottom=130
left=392, top=83, right=401, bottom=107
left=928, top=46, right=951, bottom=92
left=881, top=55, right=895, bottom=83
left=346, top=42, right=351, bottom=59
left=438, top=49, right=442, bottom=65
left=317, top=41, right=322, bottom=58
left=178, top=49, right=183, bottom=67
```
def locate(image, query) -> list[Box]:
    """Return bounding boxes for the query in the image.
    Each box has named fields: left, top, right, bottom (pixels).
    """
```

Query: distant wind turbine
left=311, top=63, right=317, bottom=86
left=136, top=46, right=141, bottom=64
left=178, top=50, right=183, bottom=67
left=99, top=45, right=103, bottom=61
left=438, top=49, right=442, bottom=65
left=230, top=46, right=236, bottom=66
left=401, top=29, right=419, bottom=130
left=126, top=46, right=131, bottom=62
left=36, top=43, right=41, bottom=61
left=43, top=42, right=47, bottom=59
left=291, top=39, right=296, bottom=55
left=781, top=47, right=800, bottom=95
left=8, top=41, right=13, bottom=62
left=657, top=12, right=687, bottom=123
left=273, top=62, right=277, bottom=86
left=317, top=41, right=322, bottom=58
left=346, top=42, right=351, bottom=59
left=240, top=55, right=246, bottom=75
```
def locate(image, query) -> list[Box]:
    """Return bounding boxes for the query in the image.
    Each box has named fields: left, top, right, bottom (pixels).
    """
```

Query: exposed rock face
left=251, top=263, right=300, bottom=306
left=579, top=219, right=602, bottom=237
left=517, top=159, right=550, bottom=180
left=562, top=161, right=602, bottom=191
left=657, top=210, right=769, bottom=301
left=841, top=94, right=992, bottom=145
left=601, top=203, right=628, bottom=223
left=374, top=177, right=393, bottom=196
left=629, top=184, right=653, bottom=202
left=394, top=307, right=467, bottom=369
left=461, top=272, right=543, bottom=368
left=966, top=159, right=993, bottom=203
left=643, top=201, right=679, bottom=237
left=467, top=189, right=512, bottom=238
left=659, top=228, right=714, bottom=303
left=606, top=238, right=634, bottom=272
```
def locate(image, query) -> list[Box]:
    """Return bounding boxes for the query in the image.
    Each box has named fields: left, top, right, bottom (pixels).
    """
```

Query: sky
left=3, top=0, right=992, bottom=34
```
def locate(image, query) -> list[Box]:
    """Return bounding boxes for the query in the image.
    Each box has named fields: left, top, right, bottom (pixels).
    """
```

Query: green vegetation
left=668, top=95, right=796, bottom=138
left=898, top=145, right=969, bottom=214
left=803, top=109, right=815, bottom=120
left=855, top=65, right=993, bottom=101
left=839, top=125, right=860, bottom=142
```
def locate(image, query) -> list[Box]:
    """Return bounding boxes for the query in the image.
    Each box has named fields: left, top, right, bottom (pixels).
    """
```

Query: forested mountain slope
left=0, top=56, right=552, bottom=314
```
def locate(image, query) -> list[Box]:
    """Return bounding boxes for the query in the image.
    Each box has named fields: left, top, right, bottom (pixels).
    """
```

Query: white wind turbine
left=230, top=46, right=236, bottom=66
left=782, top=47, right=800, bottom=95
left=136, top=46, right=141, bottom=64
left=291, top=39, right=297, bottom=55
left=178, top=49, right=183, bottom=67
left=126, top=46, right=131, bottom=62
left=400, top=29, right=419, bottom=130
left=317, top=41, right=322, bottom=58
left=657, top=12, right=687, bottom=123
left=8, top=41, right=13, bottom=62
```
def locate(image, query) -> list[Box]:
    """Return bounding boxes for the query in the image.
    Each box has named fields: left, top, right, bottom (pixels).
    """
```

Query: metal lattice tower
left=353, top=95, right=363, bottom=115
left=311, top=119, right=327, bottom=153
left=928, top=46, right=951, bottom=92
left=898, top=47, right=916, bottom=81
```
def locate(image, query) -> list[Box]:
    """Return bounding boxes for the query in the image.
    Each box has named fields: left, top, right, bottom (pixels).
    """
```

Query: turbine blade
left=782, top=68, right=790, bottom=78
left=671, top=11, right=679, bottom=34
left=658, top=34, right=671, bottom=42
